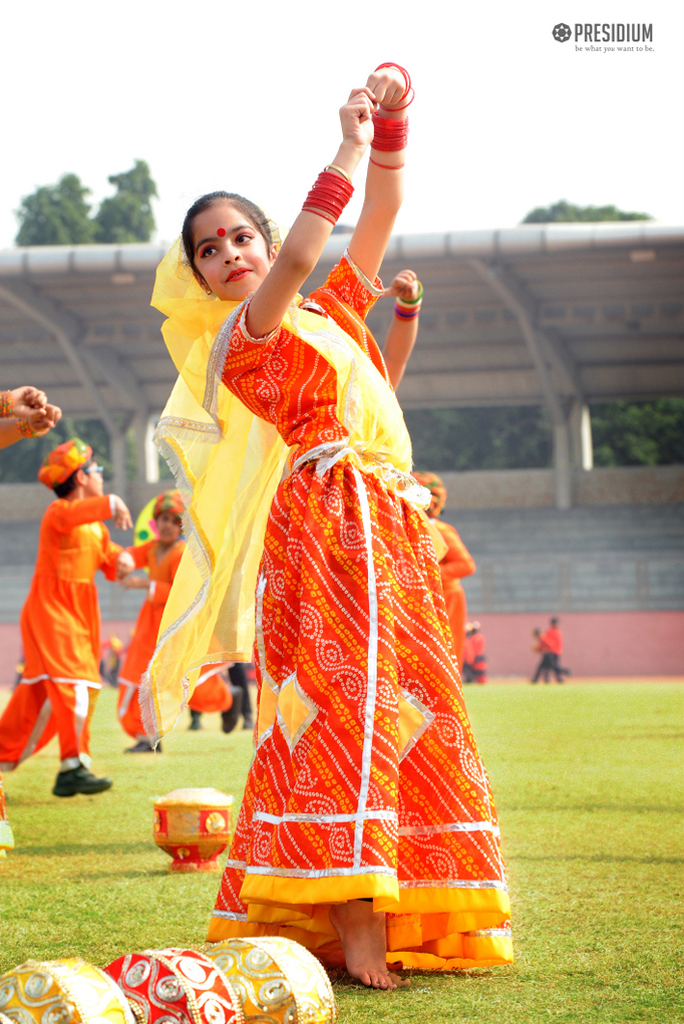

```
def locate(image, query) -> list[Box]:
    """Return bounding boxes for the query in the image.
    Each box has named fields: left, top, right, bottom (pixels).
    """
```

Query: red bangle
left=371, top=113, right=409, bottom=152
left=302, top=170, right=354, bottom=225
left=374, top=62, right=411, bottom=100
left=369, top=157, right=405, bottom=170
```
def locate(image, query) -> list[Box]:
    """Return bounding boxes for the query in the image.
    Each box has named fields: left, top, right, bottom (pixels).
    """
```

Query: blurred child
left=463, top=621, right=488, bottom=684
left=0, top=438, right=133, bottom=796
left=116, top=490, right=186, bottom=752
left=412, top=472, right=476, bottom=674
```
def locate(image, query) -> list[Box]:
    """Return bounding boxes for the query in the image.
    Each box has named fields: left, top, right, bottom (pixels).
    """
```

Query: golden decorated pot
left=0, top=959, right=136, bottom=1024
left=104, top=949, right=243, bottom=1024
left=204, top=938, right=336, bottom=1024
left=153, top=788, right=234, bottom=872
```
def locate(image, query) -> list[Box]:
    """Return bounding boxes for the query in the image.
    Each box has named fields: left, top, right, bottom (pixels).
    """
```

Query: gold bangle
left=325, top=163, right=352, bottom=184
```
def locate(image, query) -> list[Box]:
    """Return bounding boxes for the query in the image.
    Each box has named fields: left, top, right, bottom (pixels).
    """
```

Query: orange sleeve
left=100, top=524, right=123, bottom=581
left=435, top=521, right=476, bottom=581
left=125, top=540, right=157, bottom=570
left=49, top=495, right=113, bottom=533
left=318, top=253, right=382, bottom=320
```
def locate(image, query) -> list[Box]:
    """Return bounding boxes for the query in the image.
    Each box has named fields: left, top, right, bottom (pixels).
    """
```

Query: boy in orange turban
left=412, top=471, right=476, bottom=673
left=0, top=438, right=133, bottom=796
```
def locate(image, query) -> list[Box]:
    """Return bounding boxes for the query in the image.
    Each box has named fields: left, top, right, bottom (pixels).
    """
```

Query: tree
left=591, top=400, right=684, bottom=466
left=522, top=199, right=651, bottom=224
left=404, top=406, right=553, bottom=472
left=94, top=160, right=157, bottom=243
left=15, top=174, right=94, bottom=246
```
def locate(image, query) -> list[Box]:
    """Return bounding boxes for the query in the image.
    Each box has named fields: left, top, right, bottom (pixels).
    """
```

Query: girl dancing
left=143, top=64, right=512, bottom=989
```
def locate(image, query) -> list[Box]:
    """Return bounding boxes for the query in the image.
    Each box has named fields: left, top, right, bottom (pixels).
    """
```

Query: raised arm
left=381, top=270, right=423, bottom=389
left=246, top=66, right=409, bottom=340
left=245, top=88, right=373, bottom=339
left=347, top=64, right=410, bottom=282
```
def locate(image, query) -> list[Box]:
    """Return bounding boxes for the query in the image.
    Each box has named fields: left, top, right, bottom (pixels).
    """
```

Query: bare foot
left=329, top=900, right=410, bottom=990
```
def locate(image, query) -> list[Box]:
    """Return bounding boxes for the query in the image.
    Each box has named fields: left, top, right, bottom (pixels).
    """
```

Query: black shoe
left=188, top=710, right=203, bottom=731
left=124, top=740, right=159, bottom=753
left=221, top=687, right=243, bottom=735
left=52, top=766, right=113, bottom=797
left=242, top=716, right=254, bottom=731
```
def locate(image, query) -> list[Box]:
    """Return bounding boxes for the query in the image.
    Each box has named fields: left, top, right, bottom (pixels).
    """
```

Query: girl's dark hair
left=181, top=192, right=274, bottom=277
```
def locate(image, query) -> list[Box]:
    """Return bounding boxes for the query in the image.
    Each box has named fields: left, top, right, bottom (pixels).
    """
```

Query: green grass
left=1, top=683, right=682, bottom=1023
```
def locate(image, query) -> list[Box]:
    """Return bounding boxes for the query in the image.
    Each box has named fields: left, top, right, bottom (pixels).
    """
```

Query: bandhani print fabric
left=202, top=254, right=512, bottom=969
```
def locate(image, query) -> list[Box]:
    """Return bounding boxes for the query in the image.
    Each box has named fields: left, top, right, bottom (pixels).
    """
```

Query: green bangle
left=396, top=281, right=424, bottom=305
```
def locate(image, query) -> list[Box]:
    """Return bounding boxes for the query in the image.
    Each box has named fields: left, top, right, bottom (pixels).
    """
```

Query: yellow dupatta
left=140, top=240, right=428, bottom=743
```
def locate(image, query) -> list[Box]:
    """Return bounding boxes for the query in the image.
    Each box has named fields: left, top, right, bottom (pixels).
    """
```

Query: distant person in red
left=412, top=471, right=476, bottom=673
left=462, top=621, right=487, bottom=684
left=531, top=617, right=570, bottom=683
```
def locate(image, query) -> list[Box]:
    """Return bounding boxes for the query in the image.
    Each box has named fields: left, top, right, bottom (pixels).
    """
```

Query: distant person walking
left=531, top=617, right=570, bottom=683
left=463, top=621, right=487, bottom=684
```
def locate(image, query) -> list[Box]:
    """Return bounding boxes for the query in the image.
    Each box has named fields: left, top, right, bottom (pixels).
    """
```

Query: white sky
left=2, top=0, right=682, bottom=250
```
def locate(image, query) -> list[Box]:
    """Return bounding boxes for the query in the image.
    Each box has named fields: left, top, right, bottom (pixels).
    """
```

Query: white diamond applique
left=276, top=672, right=319, bottom=752
left=398, top=688, right=435, bottom=762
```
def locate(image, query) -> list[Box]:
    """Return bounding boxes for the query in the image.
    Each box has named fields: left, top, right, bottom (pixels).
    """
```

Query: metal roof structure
left=1, top=221, right=682, bottom=506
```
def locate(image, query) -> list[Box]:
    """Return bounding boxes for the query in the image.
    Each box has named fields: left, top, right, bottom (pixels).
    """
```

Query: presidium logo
left=552, top=22, right=654, bottom=48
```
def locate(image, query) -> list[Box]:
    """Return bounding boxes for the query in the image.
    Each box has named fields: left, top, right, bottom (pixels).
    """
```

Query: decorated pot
left=104, top=949, right=242, bottom=1024
left=0, top=959, right=136, bottom=1024
left=204, top=938, right=336, bottom=1024
left=153, top=788, right=234, bottom=872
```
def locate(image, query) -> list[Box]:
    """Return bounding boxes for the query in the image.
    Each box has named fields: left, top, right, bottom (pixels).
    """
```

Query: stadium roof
left=1, top=221, right=682, bottom=505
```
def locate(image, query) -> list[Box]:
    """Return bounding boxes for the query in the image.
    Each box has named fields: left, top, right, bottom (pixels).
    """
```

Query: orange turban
left=412, top=471, right=447, bottom=515
left=153, top=489, right=184, bottom=520
left=38, top=438, right=92, bottom=490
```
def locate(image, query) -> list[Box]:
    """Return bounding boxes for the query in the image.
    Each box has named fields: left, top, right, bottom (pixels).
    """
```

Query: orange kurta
left=433, top=519, right=475, bottom=672
left=0, top=495, right=121, bottom=771
left=207, top=254, right=512, bottom=969
left=21, top=495, right=121, bottom=685
left=117, top=539, right=185, bottom=740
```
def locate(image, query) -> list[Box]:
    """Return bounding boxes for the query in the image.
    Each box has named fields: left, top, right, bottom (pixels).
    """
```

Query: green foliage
left=0, top=418, right=139, bottom=484
left=15, top=174, right=95, bottom=246
left=404, top=406, right=553, bottom=472
left=1, top=683, right=682, bottom=1023
left=522, top=199, right=652, bottom=224
left=591, top=399, right=684, bottom=467
left=15, top=162, right=157, bottom=247
left=94, top=160, right=158, bottom=243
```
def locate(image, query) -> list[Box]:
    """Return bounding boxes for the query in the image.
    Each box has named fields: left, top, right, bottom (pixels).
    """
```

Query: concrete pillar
left=109, top=429, right=128, bottom=502
left=144, top=413, right=160, bottom=484
left=570, top=400, right=594, bottom=470
left=553, top=419, right=572, bottom=510
left=131, top=411, right=159, bottom=483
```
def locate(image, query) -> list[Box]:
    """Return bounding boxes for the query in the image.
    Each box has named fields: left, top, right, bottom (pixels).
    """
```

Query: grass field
left=1, top=682, right=682, bottom=1023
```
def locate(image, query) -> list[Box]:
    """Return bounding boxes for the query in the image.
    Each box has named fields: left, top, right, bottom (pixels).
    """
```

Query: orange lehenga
left=142, top=244, right=513, bottom=970
left=117, top=539, right=185, bottom=740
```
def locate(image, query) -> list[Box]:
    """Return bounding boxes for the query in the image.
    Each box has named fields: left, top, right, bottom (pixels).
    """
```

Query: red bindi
left=216, top=227, right=226, bottom=237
